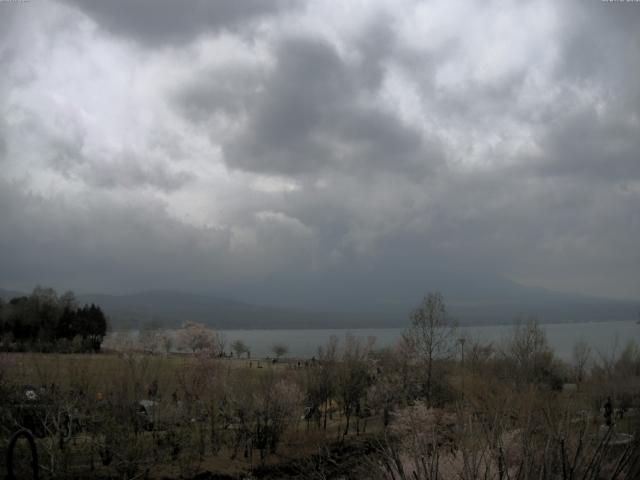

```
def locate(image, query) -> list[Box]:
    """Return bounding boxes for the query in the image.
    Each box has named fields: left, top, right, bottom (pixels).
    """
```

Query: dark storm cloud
left=50, top=138, right=194, bottom=192
left=0, top=179, right=231, bottom=292
left=60, top=0, right=299, bottom=46
left=526, top=1, right=640, bottom=183
left=85, top=155, right=195, bottom=192
left=350, top=17, right=399, bottom=91
left=174, top=66, right=264, bottom=121
left=558, top=1, right=640, bottom=83
left=534, top=106, right=640, bottom=182
left=1, top=0, right=640, bottom=305
left=218, top=36, right=444, bottom=176
left=0, top=5, right=20, bottom=44
left=0, top=176, right=331, bottom=297
left=0, top=127, right=6, bottom=161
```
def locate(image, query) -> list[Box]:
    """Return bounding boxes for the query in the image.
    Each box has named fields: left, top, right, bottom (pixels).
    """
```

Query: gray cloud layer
left=60, top=0, right=298, bottom=45
left=1, top=0, right=639, bottom=311
left=217, top=35, right=443, bottom=177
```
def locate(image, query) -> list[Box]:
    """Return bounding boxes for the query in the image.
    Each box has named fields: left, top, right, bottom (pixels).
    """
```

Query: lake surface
left=218, top=320, right=639, bottom=360
left=108, top=320, right=639, bottom=360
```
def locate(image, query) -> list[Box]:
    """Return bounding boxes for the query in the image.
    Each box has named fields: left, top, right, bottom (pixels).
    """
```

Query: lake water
left=108, top=320, right=639, bottom=360
left=217, top=320, right=640, bottom=360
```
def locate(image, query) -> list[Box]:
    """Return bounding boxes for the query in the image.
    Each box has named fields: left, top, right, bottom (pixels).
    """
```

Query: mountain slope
left=0, top=288, right=27, bottom=301
left=54, top=288, right=640, bottom=328
left=1, top=285, right=638, bottom=329
left=76, top=291, right=363, bottom=330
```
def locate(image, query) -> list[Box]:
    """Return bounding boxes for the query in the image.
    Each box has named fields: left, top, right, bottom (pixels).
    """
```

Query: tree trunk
left=344, top=412, right=351, bottom=436
left=323, top=398, right=328, bottom=431
left=426, top=352, right=433, bottom=404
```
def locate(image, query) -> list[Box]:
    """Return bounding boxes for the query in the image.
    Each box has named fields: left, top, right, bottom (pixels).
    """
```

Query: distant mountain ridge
left=1, top=286, right=638, bottom=329
left=0, top=288, right=366, bottom=329
left=0, top=289, right=27, bottom=301
left=78, top=290, right=344, bottom=330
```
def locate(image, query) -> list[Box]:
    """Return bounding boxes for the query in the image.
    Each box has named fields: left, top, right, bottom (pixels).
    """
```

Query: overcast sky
left=1, top=0, right=639, bottom=310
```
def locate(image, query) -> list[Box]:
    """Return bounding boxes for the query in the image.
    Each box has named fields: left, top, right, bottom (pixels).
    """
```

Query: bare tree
left=139, top=329, right=160, bottom=354
left=368, top=343, right=416, bottom=427
left=175, top=352, right=225, bottom=465
left=231, top=339, right=249, bottom=358
left=405, top=292, right=456, bottom=404
left=158, top=330, right=174, bottom=355
left=177, top=321, right=217, bottom=354
left=336, top=334, right=375, bottom=436
left=254, top=373, right=302, bottom=459
left=271, top=343, right=289, bottom=359
left=215, top=331, right=227, bottom=356
left=311, top=335, right=338, bottom=431
left=502, top=318, right=563, bottom=387
left=226, top=369, right=302, bottom=463
left=572, top=339, right=592, bottom=386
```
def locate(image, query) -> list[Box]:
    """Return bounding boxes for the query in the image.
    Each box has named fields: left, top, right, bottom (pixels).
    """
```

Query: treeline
left=3, top=318, right=639, bottom=478
left=0, top=286, right=107, bottom=352
left=0, top=293, right=639, bottom=478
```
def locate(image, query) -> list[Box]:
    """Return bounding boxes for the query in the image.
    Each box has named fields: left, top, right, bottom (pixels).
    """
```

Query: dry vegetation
left=1, top=294, right=639, bottom=479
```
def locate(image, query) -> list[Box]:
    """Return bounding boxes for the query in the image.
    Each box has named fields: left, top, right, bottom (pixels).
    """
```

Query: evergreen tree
left=1, top=288, right=108, bottom=352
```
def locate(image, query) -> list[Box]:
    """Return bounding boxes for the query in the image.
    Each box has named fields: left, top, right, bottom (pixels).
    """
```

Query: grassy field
left=2, top=352, right=291, bottom=397
left=0, top=351, right=385, bottom=479
left=2, top=336, right=639, bottom=479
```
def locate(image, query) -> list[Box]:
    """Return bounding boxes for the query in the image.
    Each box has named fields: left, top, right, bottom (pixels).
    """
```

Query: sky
left=1, top=0, right=639, bottom=312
